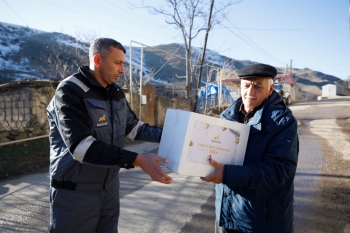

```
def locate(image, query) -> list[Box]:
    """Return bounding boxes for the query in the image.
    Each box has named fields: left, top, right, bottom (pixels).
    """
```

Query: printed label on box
left=186, top=119, right=241, bottom=166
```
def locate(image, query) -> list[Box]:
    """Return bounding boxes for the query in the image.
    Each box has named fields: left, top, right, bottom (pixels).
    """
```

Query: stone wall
left=0, top=82, right=193, bottom=144
left=0, top=80, right=58, bottom=144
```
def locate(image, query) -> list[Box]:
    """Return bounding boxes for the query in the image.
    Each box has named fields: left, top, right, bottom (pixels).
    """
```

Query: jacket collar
left=78, top=66, right=116, bottom=90
left=249, top=90, right=288, bottom=132
left=221, top=90, right=286, bottom=133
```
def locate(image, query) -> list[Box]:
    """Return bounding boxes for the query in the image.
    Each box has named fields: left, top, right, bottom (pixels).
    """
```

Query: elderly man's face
left=240, top=77, right=274, bottom=113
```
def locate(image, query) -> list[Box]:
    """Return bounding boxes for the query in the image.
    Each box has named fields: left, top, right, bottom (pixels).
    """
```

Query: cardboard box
left=158, top=109, right=250, bottom=177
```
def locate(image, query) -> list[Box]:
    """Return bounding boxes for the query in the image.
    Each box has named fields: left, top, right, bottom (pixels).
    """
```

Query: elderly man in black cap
left=201, top=63, right=299, bottom=233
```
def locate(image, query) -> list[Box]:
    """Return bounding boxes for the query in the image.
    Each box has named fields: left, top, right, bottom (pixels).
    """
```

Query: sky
left=1, top=0, right=349, bottom=79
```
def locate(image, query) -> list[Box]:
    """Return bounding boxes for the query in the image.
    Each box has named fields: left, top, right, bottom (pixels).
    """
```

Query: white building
left=321, top=84, right=344, bottom=96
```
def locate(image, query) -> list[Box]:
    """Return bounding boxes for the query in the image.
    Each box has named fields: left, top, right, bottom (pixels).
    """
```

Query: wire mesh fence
left=0, top=80, right=58, bottom=142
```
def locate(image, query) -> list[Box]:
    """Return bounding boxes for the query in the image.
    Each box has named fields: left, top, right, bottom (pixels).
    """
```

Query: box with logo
left=158, top=109, right=250, bottom=177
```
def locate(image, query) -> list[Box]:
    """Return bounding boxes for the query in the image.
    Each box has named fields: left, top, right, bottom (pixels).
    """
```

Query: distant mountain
left=289, top=68, right=348, bottom=101
left=0, top=22, right=89, bottom=83
left=0, top=22, right=347, bottom=102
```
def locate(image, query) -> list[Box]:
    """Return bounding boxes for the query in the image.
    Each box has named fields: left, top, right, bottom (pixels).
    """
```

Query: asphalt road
left=290, top=96, right=350, bottom=233
left=0, top=96, right=349, bottom=233
left=0, top=142, right=215, bottom=233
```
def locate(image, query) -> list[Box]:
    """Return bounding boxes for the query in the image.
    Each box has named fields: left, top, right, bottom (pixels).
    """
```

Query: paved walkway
left=0, top=142, right=214, bottom=233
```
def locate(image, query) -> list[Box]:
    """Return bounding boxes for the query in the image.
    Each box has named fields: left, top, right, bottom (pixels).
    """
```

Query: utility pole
left=193, top=0, right=215, bottom=113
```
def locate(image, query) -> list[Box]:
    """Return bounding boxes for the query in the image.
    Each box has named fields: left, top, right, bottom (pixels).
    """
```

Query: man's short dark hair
left=89, top=38, right=126, bottom=63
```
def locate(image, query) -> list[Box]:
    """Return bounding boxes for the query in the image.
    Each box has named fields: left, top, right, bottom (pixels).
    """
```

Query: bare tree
left=37, top=29, right=97, bottom=80
left=37, top=45, right=73, bottom=79
left=138, top=0, right=242, bottom=99
left=194, top=0, right=214, bottom=112
left=197, top=58, right=236, bottom=114
left=37, top=44, right=89, bottom=80
left=73, top=27, right=100, bottom=45
left=121, top=62, right=141, bottom=92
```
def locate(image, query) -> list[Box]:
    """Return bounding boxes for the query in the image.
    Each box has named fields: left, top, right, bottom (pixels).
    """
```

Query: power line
left=299, top=44, right=350, bottom=63
left=42, top=0, right=168, bottom=45
left=103, top=0, right=163, bottom=26
left=214, top=24, right=348, bottom=31
left=72, top=0, right=175, bottom=40
left=3, top=0, right=28, bottom=27
left=217, top=22, right=348, bottom=74
left=222, top=20, right=285, bottom=65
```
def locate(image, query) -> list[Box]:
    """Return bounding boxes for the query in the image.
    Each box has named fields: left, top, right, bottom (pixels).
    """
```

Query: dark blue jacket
left=216, top=91, right=299, bottom=233
left=47, top=66, right=162, bottom=191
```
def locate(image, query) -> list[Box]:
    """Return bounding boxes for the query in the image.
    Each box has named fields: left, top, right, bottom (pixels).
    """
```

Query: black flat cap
left=238, top=63, right=277, bottom=79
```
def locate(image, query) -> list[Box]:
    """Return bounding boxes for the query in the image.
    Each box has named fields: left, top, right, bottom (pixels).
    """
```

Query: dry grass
left=0, top=138, right=50, bottom=181
left=0, top=137, right=142, bottom=181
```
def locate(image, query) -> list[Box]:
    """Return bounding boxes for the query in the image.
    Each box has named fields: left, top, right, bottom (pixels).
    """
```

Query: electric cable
left=72, top=0, right=176, bottom=40
left=3, top=0, right=28, bottom=27
left=103, top=0, right=164, bottom=26
left=42, top=0, right=167, bottom=45
left=222, top=21, right=285, bottom=65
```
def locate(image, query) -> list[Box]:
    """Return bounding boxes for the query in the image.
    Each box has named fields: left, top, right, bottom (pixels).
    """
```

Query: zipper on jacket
left=108, top=87, right=115, bottom=144
left=110, top=99, right=114, bottom=144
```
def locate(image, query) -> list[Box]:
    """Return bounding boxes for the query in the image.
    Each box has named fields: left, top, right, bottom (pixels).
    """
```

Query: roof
left=322, top=84, right=337, bottom=87
left=274, top=74, right=297, bottom=86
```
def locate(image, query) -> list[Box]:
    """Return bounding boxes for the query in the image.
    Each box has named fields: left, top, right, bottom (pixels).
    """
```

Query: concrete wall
left=157, top=96, right=173, bottom=127
left=122, top=92, right=191, bottom=127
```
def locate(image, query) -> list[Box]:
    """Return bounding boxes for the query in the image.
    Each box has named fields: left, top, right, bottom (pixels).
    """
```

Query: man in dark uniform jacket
left=47, top=38, right=172, bottom=233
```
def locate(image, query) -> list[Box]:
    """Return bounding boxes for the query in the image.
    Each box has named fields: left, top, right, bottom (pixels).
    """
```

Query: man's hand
left=200, top=158, right=224, bottom=184
left=133, top=153, right=173, bottom=184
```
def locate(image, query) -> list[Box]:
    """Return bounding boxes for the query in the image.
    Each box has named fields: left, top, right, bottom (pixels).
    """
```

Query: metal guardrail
left=0, top=134, right=49, bottom=147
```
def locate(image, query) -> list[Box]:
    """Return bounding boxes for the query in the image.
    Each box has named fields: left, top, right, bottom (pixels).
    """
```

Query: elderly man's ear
left=269, top=83, right=274, bottom=95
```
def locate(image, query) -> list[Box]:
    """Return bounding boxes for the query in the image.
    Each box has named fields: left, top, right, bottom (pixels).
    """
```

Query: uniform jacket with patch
left=215, top=91, right=299, bottom=233
left=47, top=66, right=162, bottom=191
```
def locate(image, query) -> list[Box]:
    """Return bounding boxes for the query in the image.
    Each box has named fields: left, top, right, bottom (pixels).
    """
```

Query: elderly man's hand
left=200, top=158, right=224, bottom=184
left=133, top=153, right=173, bottom=184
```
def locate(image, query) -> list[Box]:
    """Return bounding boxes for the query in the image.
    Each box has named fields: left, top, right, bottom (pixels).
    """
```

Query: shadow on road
left=296, top=172, right=350, bottom=179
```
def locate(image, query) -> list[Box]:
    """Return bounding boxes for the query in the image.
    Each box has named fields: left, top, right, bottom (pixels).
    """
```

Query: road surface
left=0, top=96, right=349, bottom=232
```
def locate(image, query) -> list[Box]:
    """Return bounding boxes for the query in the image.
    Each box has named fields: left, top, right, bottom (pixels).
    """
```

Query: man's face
left=95, top=46, right=125, bottom=87
left=240, top=77, right=274, bottom=113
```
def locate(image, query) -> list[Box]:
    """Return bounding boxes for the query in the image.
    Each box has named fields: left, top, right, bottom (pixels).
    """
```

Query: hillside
left=0, top=22, right=347, bottom=102
left=292, top=68, right=347, bottom=101
left=0, top=22, right=89, bottom=83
